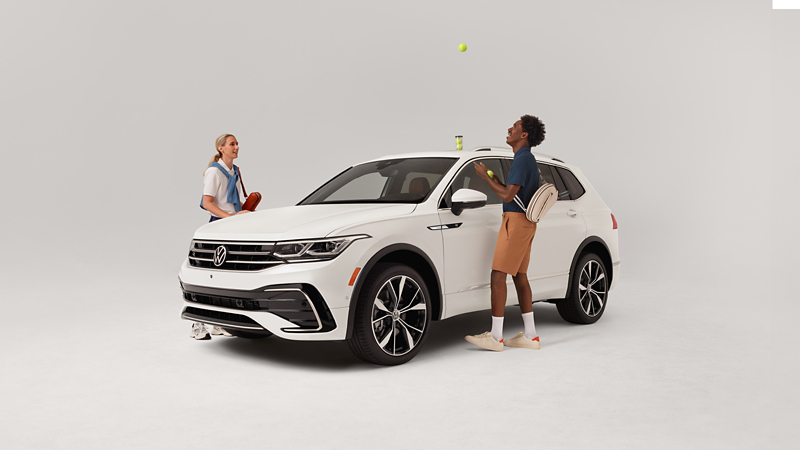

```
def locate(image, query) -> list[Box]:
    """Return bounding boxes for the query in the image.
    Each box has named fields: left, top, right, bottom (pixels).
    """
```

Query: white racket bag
left=513, top=183, right=558, bottom=223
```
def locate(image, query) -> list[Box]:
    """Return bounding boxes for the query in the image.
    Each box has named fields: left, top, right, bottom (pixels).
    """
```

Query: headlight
left=273, top=235, right=370, bottom=262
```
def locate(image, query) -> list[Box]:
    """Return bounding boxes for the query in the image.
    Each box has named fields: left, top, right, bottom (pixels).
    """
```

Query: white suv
left=179, top=147, right=620, bottom=365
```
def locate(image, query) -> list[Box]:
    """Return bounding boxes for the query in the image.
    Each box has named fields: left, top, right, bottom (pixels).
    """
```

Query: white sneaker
left=210, top=326, right=233, bottom=337
left=190, top=322, right=211, bottom=340
left=504, top=332, right=540, bottom=350
left=465, top=331, right=504, bottom=352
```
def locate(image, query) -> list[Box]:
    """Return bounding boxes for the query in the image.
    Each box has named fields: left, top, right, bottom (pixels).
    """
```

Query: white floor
left=1, top=256, right=792, bottom=450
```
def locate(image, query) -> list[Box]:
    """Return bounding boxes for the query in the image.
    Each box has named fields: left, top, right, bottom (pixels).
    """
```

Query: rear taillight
left=611, top=213, right=618, bottom=230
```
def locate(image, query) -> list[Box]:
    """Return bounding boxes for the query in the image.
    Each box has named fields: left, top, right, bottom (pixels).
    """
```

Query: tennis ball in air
left=487, top=170, right=494, bottom=178
left=459, top=43, right=467, bottom=52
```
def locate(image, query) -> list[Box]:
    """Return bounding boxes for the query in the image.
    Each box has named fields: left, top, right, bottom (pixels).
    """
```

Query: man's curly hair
left=520, top=115, right=545, bottom=147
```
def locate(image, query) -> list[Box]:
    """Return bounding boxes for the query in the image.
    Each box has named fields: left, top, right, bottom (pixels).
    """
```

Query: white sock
left=491, top=316, right=504, bottom=342
left=522, top=312, right=537, bottom=339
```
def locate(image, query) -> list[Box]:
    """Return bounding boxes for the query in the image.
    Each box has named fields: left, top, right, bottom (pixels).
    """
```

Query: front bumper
left=182, top=281, right=336, bottom=328
left=178, top=238, right=372, bottom=341
left=180, top=281, right=351, bottom=340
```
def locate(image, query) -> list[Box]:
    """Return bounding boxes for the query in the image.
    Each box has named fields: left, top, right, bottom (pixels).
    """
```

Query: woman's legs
left=210, top=326, right=233, bottom=337
left=190, top=322, right=210, bottom=340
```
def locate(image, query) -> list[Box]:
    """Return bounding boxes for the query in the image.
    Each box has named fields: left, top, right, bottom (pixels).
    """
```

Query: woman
left=190, top=133, right=250, bottom=340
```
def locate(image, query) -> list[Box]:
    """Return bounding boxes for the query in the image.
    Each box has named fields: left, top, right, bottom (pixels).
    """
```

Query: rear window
left=555, top=167, right=586, bottom=200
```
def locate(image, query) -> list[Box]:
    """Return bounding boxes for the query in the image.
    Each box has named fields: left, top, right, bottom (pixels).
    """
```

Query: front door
left=437, top=157, right=507, bottom=317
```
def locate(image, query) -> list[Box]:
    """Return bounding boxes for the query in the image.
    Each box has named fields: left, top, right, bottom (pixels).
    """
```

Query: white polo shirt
left=203, top=160, right=245, bottom=217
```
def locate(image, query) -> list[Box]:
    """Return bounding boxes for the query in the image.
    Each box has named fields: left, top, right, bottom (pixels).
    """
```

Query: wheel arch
left=564, top=236, right=613, bottom=300
left=345, top=244, right=443, bottom=339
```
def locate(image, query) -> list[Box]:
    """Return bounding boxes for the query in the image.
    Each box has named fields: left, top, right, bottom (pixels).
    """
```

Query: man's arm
left=473, top=162, right=521, bottom=203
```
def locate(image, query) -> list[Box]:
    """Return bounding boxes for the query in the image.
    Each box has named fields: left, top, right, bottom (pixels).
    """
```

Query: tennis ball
left=487, top=170, right=494, bottom=178
left=459, top=43, right=467, bottom=52
left=456, top=144, right=463, bottom=151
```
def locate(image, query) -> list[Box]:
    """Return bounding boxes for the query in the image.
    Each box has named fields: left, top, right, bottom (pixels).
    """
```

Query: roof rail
left=475, top=148, right=491, bottom=152
left=552, top=158, right=564, bottom=163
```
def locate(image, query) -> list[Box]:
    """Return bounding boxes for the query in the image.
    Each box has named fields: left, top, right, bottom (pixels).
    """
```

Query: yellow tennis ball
left=456, top=144, right=463, bottom=151
left=459, top=43, right=467, bottom=52
left=487, top=170, right=494, bottom=178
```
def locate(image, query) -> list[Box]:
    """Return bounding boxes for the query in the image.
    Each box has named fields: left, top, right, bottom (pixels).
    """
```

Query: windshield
left=299, top=157, right=458, bottom=205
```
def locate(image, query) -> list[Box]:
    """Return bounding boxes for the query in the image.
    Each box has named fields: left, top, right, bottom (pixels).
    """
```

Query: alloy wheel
left=579, top=260, right=607, bottom=317
left=371, top=275, right=427, bottom=356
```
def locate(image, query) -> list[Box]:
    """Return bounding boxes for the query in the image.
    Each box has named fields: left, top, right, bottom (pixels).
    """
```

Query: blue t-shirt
left=503, top=147, right=540, bottom=213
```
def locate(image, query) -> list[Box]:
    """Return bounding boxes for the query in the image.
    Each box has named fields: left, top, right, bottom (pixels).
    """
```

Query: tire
left=347, top=263, right=432, bottom=366
left=556, top=253, right=609, bottom=324
left=223, top=329, right=273, bottom=339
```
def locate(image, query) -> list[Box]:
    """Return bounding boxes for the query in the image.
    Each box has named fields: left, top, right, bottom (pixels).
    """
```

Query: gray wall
left=1, top=1, right=796, bottom=447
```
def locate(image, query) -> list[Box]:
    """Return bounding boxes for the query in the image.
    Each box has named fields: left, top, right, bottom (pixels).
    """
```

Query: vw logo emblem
left=213, top=246, right=227, bottom=267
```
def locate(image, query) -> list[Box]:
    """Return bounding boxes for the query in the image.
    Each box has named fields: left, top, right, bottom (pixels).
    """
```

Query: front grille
left=188, top=240, right=284, bottom=271
left=181, top=284, right=336, bottom=332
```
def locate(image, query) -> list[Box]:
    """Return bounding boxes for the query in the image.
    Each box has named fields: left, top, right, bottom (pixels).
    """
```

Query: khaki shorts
left=492, top=212, right=537, bottom=276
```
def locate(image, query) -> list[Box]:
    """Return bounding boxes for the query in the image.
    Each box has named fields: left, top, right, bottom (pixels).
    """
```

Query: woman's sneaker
left=190, top=322, right=211, bottom=340
left=210, top=326, right=233, bottom=337
left=465, top=331, right=504, bottom=352
left=504, top=332, right=540, bottom=350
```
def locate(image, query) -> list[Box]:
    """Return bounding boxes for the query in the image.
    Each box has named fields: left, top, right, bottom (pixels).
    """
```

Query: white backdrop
left=1, top=1, right=797, bottom=448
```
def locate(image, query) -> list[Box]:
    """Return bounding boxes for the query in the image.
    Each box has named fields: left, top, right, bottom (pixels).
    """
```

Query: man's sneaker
left=465, top=331, right=504, bottom=352
left=504, top=332, right=540, bottom=350
left=210, top=326, right=233, bottom=337
left=190, top=322, right=211, bottom=340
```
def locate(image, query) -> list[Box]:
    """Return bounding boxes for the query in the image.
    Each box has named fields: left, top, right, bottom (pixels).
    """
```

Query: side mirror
left=451, top=188, right=488, bottom=216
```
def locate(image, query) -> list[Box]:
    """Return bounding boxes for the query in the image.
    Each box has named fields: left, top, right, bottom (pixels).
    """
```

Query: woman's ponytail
left=208, top=151, right=222, bottom=166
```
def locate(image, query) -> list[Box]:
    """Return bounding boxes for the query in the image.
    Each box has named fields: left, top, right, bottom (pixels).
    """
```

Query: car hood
left=193, top=203, right=417, bottom=241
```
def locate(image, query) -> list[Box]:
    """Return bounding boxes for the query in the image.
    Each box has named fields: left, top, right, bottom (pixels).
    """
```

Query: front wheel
left=556, top=253, right=609, bottom=324
left=347, top=263, right=431, bottom=366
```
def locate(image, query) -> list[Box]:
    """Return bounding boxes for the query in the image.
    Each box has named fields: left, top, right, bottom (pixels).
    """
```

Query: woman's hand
left=235, top=210, right=250, bottom=215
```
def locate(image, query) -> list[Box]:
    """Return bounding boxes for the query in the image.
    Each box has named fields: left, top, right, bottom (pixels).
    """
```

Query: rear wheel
left=556, top=253, right=608, bottom=324
left=223, top=329, right=273, bottom=339
left=347, top=263, right=431, bottom=366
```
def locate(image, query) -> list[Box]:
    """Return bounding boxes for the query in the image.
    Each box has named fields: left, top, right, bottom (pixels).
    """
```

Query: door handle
left=567, top=209, right=577, bottom=217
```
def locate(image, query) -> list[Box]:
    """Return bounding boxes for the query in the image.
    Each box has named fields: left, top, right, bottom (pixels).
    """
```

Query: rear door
left=524, top=163, right=588, bottom=298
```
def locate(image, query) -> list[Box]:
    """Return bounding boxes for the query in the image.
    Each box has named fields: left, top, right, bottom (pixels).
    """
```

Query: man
left=465, top=115, right=546, bottom=351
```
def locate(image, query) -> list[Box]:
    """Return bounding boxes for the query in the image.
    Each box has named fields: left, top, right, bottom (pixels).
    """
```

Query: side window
left=505, top=158, right=548, bottom=193
left=555, top=167, right=585, bottom=200
left=501, top=158, right=513, bottom=182
left=538, top=163, right=556, bottom=186
left=540, top=164, right=570, bottom=201
left=442, top=158, right=506, bottom=208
